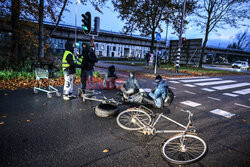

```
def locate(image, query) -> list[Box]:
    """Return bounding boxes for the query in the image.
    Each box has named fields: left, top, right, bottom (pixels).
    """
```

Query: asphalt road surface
left=0, top=73, right=250, bottom=167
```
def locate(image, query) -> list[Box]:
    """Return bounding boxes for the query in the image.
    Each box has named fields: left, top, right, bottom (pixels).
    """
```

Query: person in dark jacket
left=143, top=75, right=168, bottom=108
left=62, top=41, right=82, bottom=100
left=103, top=65, right=117, bottom=89
left=77, top=42, right=98, bottom=96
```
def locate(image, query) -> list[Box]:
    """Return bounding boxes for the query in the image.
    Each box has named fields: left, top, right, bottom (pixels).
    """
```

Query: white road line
left=179, top=78, right=222, bottom=83
left=201, top=88, right=216, bottom=92
left=233, top=88, right=250, bottom=95
left=234, top=103, right=250, bottom=109
left=169, top=81, right=180, bottom=84
left=184, top=91, right=196, bottom=95
left=169, top=86, right=176, bottom=89
left=208, top=97, right=221, bottom=101
left=209, top=109, right=235, bottom=118
left=223, top=93, right=239, bottom=97
left=194, top=80, right=236, bottom=86
left=212, top=83, right=250, bottom=90
left=168, top=76, right=207, bottom=80
left=180, top=101, right=201, bottom=107
left=183, top=84, right=196, bottom=87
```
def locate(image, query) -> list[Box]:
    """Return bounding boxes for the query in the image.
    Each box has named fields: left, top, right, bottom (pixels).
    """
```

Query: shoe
left=63, top=95, right=70, bottom=101
left=68, top=93, right=76, bottom=98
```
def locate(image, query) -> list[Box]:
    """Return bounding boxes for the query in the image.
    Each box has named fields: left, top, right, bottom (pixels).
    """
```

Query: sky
left=61, top=0, right=250, bottom=49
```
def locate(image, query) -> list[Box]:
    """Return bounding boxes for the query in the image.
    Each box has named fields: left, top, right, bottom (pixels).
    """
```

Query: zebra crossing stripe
left=169, top=86, right=176, bottom=89
left=183, top=84, right=196, bottom=87
left=180, top=101, right=201, bottom=107
left=209, top=109, right=235, bottom=118
left=194, top=80, right=236, bottom=86
left=233, top=88, right=250, bottom=95
left=169, top=81, right=180, bottom=84
left=223, top=93, right=238, bottom=97
left=202, top=88, right=215, bottom=92
left=179, top=78, right=222, bottom=83
left=234, top=103, right=250, bottom=109
left=208, top=97, right=221, bottom=101
left=212, top=83, right=250, bottom=90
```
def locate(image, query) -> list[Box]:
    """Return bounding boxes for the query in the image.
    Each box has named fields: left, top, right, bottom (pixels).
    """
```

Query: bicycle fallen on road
left=78, top=89, right=121, bottom=117
left=116, top=105, right=208, bottom=165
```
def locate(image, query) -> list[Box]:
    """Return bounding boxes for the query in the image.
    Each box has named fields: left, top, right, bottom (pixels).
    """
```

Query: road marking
left=223, top=93, right=239, bottom=97
left=201, top=88, right=216, bottom=92
left=168, top=76, right=207, bottom=80
left=183, top=84, right=196, bottom=87
left=209, top=109, right=235, bottom=118
left=179, top=78, right=222, bottom=83
left=208, top=97, right=221, bottom=101
left=234, top=103, right=250, bottom=109
left=233, top=88, right=250, bottom=95
left=169, top=86, right=176, bottom=89
left=169, top=81, right=180, bottom=84
left=212, top=83, right=250, bottom=90
left=143, top=88, right=152, bottom=92
left=184, top=91, right=196, bottom=95
left=180, top=101, right=201, bottom=107
left=194, top=80, right=236, bottom=86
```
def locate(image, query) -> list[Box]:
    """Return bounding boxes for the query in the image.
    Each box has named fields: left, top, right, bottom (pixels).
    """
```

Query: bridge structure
left=0, top=20, right=249, bottom=62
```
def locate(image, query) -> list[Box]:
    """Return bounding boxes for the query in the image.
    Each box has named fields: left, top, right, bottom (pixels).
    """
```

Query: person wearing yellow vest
left=62, top=41, right=82, bottom=100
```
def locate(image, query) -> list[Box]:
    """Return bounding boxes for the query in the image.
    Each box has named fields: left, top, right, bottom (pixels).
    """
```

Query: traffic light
left=81, top=12, right=91, bottom=34
left=94, top=17, right=100, bottom=33
left=182, top=37, right=187, bottom=45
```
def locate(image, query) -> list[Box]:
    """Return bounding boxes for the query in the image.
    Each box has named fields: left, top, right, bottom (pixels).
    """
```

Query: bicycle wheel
left=161, top=134, right=207, bottom=165
left=117, top=109, right=152, bottom=131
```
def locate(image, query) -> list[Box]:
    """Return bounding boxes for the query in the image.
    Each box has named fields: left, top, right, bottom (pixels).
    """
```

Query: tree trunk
left=199, top=24, right=210, bottom=68
left=150, top=29, right=155, bottom=53
left=38, top=0, right=44, bottom=61
left=11, top=0, right=20, bottom=62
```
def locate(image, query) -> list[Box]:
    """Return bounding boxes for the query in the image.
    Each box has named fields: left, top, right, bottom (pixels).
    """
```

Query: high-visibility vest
left=62, top=50, right=75, bottom=71
left=77, top=55, right=83, bottom=65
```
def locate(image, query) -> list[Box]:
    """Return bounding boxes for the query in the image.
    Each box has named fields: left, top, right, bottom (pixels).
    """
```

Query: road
left=203, top=64, right=250, bottom=74
left=0, top=71, right=250, bottom=166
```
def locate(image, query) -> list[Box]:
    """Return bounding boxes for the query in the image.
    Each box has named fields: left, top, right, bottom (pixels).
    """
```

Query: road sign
left=156, top=33, right=161, bottom=41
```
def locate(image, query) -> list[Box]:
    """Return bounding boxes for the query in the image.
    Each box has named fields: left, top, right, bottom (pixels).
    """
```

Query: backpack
left=164, top=88, right=174, bottom=107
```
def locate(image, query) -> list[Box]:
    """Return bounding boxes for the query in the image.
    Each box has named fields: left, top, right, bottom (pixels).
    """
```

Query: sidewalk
left=95, top=61, right=189, bottom=77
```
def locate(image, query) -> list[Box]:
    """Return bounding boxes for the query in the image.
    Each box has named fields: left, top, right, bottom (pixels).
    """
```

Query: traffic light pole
left=75, top=2, right=78, bottom=46
left=176, top=0, right=187, bottom=73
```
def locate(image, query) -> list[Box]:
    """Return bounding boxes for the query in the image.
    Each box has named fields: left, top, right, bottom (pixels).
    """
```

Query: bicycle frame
left=138, top=106, right=193, bottom=135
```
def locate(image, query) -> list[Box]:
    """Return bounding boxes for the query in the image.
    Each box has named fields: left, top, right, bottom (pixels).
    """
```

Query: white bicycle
left=116, top=105, right=208, bottom=165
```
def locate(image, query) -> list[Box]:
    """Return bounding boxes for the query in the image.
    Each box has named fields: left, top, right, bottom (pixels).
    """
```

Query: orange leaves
left=103, top=148, right=110, bottom=153
left=0, top=122, right=4, bottom=125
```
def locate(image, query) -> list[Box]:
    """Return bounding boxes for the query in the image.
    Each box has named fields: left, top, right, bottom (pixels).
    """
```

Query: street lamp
left=75, top=0, right=81, bottom=49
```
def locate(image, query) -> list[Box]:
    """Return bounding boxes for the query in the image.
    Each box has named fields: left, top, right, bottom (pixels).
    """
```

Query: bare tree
left=228, top=29, right=250, bottom=50
left=194, top=0, right=250, bottom=67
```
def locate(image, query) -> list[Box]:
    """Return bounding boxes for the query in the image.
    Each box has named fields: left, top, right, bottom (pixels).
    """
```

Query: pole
left=75, top=2, right=77, bottom=45
left=165, top=22, right=169, bottom=63
left=176, top=0, right=187, bottom=73
left=154, top=46, right=158, bottom=74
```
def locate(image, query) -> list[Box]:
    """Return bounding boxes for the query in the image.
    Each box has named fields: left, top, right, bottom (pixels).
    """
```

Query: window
left=101, top=44, right=104, bottom=50
left=113, top=46, right=116, bottom=51
left=96, top=43, right=98, bottom=50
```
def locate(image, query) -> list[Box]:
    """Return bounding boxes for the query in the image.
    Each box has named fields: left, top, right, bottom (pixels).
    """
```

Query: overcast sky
left=61, top=0, right=250, bottom=48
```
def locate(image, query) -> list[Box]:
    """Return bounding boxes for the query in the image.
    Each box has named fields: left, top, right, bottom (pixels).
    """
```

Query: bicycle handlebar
left=180, top=109, right=193, bottom=117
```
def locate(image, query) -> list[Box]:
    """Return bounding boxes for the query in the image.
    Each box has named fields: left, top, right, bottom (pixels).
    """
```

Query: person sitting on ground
left=142, top=75, right=168, bottom=108
left=120, top=72, right=144, bottom=102
left=103, top=65, right=118, bottom=89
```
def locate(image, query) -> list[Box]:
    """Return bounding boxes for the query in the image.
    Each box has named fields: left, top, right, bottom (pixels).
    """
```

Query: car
left=232, top=61, right=249, bottom=70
